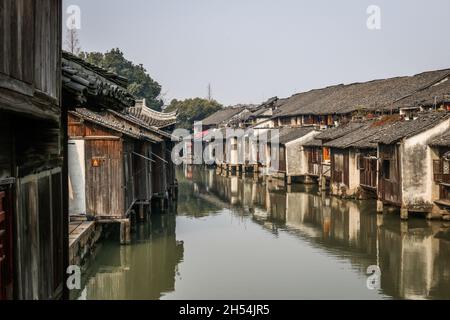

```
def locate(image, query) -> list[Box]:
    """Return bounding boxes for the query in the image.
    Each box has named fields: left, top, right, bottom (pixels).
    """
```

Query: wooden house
left=306, top=122, right=366, bottom=188
left=272, top=69, right=450, bottom=129
left=239, top=97, right=283, bottom=128
left=201, top=106, right=251, bottom=131
left=63, top=53, right=176, bottom=244
left=0, top=0, right=65, bottom=300
left=115, top=107, right=178, bottom=205
left=301, top=138, right=326, bottom=182
left=390, top=70, right=450, bottom=118
left=68, top=109, right=169, bottom=218
left=375, top=112, right=450, bottom=219
left=428, top=132, right=450, bottom=219
left=264, top=127, right=320, bottom=183
left=323, top=119, right=397, bottom=198
left=128, top=99, right=178, bottom=202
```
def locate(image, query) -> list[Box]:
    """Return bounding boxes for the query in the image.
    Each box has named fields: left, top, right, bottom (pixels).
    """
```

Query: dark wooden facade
left=358, top=152, right=378, bottom=189
left=0, top=0, right=66, bottom=300
left=331, top=149, right=349, bottom=186
left=68, top=114, right=151, bottom=219
left=64, top=52, right=178, bottom=232
left=433, top=148, right=450, bottom=206
left=378, top=144, right=402, bottom=206
left=68, top=109, right=176, bottom=221
left=305, top=146, right=323, bottom=176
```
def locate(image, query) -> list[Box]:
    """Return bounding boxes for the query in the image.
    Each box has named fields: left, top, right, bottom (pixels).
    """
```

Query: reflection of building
left=77, top=214, right=184, bottom=300
left=377, top=220, right=450, bottom=299
left=183, top=165, right=450, bottom=299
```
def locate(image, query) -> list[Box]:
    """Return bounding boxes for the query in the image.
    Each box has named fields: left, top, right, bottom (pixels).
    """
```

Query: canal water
left=73, top=166, right=450, bottom=300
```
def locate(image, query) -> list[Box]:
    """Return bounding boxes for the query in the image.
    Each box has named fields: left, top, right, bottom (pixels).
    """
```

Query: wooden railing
left=322, top=163, right=331, bottom=178
left=360, top=170, right=377, bottom=188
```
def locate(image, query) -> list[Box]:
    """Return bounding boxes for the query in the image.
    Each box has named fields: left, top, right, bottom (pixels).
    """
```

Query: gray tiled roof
left=275, top=69, right=450, bottom=117
left=70, top=108, right=164, bottom=142
left=201, top=106, right=248, bottom=126
left=62, top=51, right=135, bottom=110
left=275, top=127, right=317, bottom=145
left=429, top=131, right=450, bottom=147
left=376, top=112, right=450, bottom=145
left=315, top=122, right=366, bottom=141
left=128, top=99, right=177, bottom=129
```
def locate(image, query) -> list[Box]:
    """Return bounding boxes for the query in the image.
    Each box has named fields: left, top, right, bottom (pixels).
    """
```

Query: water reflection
left=73, top=214, right=184, bottom=300
left=77, top=166, right=450, bottom=300
left=184, top=166, right=450, bottom=300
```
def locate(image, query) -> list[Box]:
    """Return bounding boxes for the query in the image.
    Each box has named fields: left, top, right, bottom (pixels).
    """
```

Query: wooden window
left=357, top=155, right=365, bottom=170
left=327, top=115, right=333, bottom=126
left=434, top=159, right=450, bottom=184
left=444, top=160, right=450, bottom=175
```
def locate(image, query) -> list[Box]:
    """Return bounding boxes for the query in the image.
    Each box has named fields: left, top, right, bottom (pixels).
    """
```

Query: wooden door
left=85, top=139, right=124, bottom=218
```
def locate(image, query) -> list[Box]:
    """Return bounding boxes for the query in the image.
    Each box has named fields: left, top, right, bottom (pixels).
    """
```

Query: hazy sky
left=62, top=0, right=450, bottom=106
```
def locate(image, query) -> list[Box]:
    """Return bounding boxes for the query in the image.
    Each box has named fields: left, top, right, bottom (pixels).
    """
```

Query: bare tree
left=64, top=18, right=81, bottom=55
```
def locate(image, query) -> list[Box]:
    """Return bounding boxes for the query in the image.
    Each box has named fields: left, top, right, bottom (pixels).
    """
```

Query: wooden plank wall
left=0, top=0, right=61, bottom=100
left=15, top=169, right=63, bottom=300
left=0, top=0, right=33, bottom=84
left=123, top=140, right=136, bottom=213
left=378, top=145, right=402, bottom=205
left=133, top=142, right=152, bottom=202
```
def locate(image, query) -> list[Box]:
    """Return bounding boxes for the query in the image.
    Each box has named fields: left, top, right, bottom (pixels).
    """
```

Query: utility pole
left=207, top=83, right=212, bottom=101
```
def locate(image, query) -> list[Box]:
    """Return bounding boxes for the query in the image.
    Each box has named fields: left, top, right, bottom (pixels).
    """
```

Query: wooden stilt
left=120, top=219, right=131, bottom=245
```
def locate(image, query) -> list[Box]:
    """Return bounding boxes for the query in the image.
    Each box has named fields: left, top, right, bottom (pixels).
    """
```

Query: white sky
left=63, top=0, right=450, bottom=106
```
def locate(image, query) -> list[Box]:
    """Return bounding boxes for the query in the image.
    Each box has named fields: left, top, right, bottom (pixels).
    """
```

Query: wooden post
left=120, top=219, right=131, bottom=245
left=286, top=176, right=293, bottom=185
left=376, top=200, right=384, bottom=214
left=320, top=175, right=327, bottom=191
left=400, top=207, right=409, bottom=220
left=139, top=204, right=145, bottom=221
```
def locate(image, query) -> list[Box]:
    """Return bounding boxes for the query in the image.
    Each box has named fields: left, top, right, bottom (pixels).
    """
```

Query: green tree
left=165, top=98, right=223, bottom=131
left=79, top=48, right=164, bottom=111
